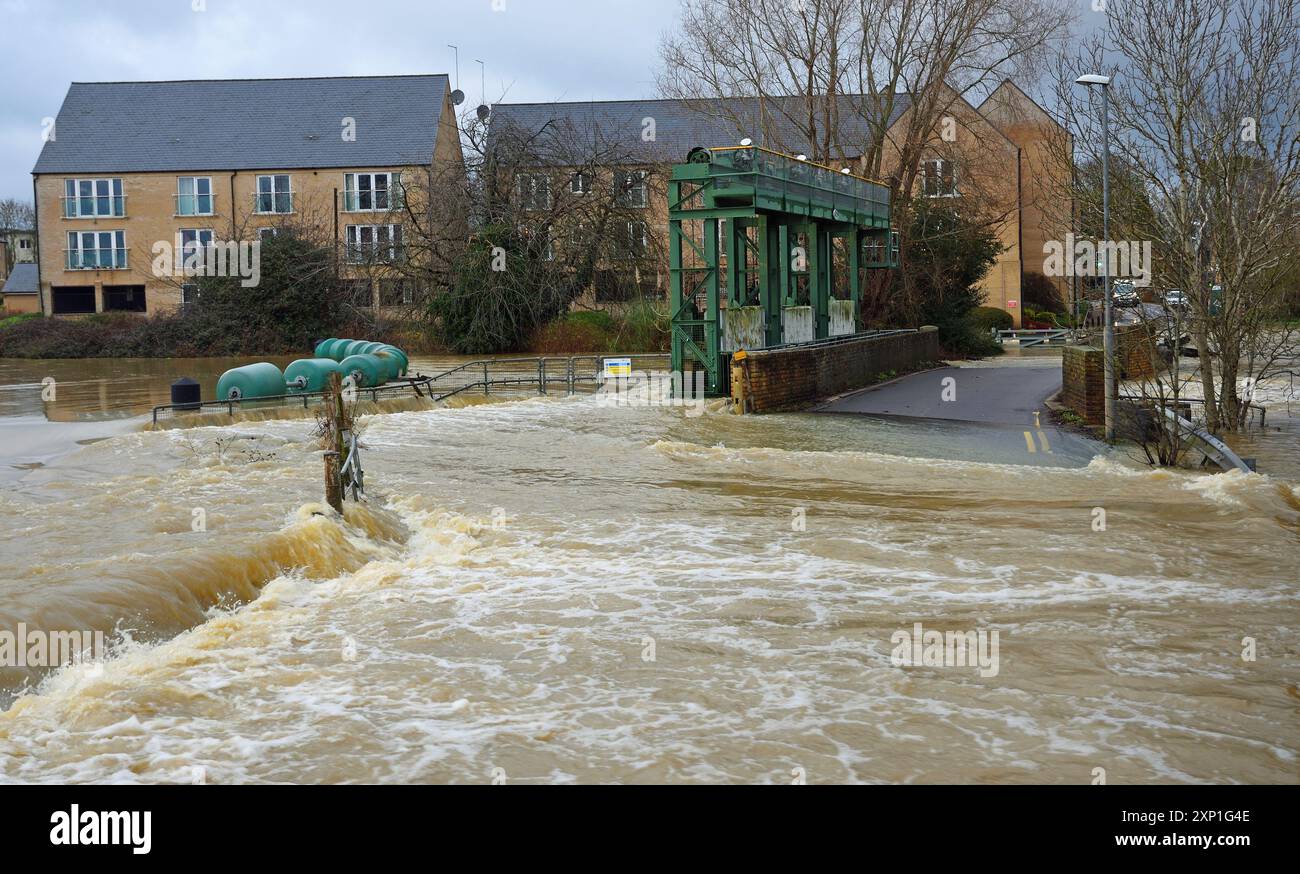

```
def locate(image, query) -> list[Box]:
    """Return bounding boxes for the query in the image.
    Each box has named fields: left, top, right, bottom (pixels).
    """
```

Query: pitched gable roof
left=33, top=75, right=451, bottom=175
left=488, top=94, right=912, bottom=164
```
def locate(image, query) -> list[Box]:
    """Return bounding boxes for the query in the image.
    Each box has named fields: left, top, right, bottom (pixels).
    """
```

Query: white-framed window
left=570, top=172, right=590, bottom=195
left=922, top=159, right=957, bottom=197
left=345, top=224, right=403, bottom=263
left=18, top=238, right=31, bottom=250
left=614, top=169, right=648, bottom=208
left=258, top=227, right=279, bottom=241
left=615, top=220, right=648, bottom=259
left=62, top=178, right=125, bottom=218
left=344, top=172, right=401, bottom=212
left=176, top=177, right=214, bottom=216
left=517, top=173, right=551, bottom=211
left=255, top=175, right=293, bottom=214
left=180, top=229, right=214, bottom=267
left=66, top=230, right=126, bottom=270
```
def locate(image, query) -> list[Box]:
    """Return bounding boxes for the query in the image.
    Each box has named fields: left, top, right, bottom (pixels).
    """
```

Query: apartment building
left=0, top=226, right=35, bottom=277
left=30, top=74, right=463, bottom=317
left=490, top=82, right=1072, bottom=327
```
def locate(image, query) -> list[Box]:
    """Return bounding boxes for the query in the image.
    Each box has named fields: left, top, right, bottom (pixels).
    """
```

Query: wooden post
left=324, top=452, right=343, bottom=515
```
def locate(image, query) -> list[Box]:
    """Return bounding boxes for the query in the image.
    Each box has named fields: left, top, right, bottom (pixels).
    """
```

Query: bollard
left=171, top=377, right=202, bottom=412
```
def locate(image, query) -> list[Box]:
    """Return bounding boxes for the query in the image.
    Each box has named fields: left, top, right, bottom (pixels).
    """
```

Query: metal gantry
left=669, top=146, right=898, bottom=396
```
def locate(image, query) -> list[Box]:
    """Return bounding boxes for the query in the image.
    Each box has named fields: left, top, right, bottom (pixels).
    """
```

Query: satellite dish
left=796, top=154, right=808, bottom=162
left=476, top=104, right=491, bottom=122
left=740, top=137, right=753, bottom=147
left=451, top=89, right=466, bottom=106
left=840, top=168, right=851, bottom=174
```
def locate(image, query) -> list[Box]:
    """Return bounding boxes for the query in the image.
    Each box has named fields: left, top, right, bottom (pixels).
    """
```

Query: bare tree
left=0, top=198, right=35, bottom=230
left=394, top=102, right=670, bottom=353
left=1050, top=0, right=1300, bottom=433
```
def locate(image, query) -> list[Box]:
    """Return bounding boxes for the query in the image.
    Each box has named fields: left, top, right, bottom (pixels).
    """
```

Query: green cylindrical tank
left=285, top=358, right=345, bottom=393
left=378, top=345, right=409, bottom=376
left=358, top=342, right=386, bottom=356
left=216, top=363, right=286, bottom=401
left=342, top=340, right=373, bottom=359
left=314, top=338, right=340, bottom=359
left=326, top=339, right=358, bottom=361
left=372, top=350, right=404, bottom=382
left=338, top=354, right=387, bottom=389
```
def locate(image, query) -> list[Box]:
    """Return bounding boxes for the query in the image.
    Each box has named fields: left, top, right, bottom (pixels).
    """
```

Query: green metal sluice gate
left=669, top=145, right=899, bottom=397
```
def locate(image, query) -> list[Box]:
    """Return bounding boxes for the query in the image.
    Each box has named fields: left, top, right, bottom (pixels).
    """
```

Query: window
left=570, top=172, right=590, bottom=195
left=66, top=230, right=126, bottom=270
left=345, top=224, right=403, bottom=263
left=922, top=159, right=957, bottom=197
left=614, top=220, right=648, bottom=259
left=258, top=228, right=279, bottom=241
left=256, top=175, right=293, bottom=214
left=344, top=279, right=374, bottom=309
left=379, top=279, right=414, bottom=307
left=344, top=172, right=401, bottom=212
left=177, top=177, right=214, bottom=216
left=103, top=285, right=146, bottom=313
left=62, top=178, right=125, bottom=218
left=517, top=173, right=551, bottom=211
left=18, top=238, right=31, bottom=250
left=614, top=169, right=648, bottom=208
left=181, top=283, right=201, bottom=309
left=180, top=229, right=214, bottom=269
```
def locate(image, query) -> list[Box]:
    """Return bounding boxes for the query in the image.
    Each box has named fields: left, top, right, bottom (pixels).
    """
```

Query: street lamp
left=1076, top=73, right=1116, bottom=441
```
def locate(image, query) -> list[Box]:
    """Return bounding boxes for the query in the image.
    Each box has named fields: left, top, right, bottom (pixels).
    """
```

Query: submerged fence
left=151, top=353, right=673, bottom=425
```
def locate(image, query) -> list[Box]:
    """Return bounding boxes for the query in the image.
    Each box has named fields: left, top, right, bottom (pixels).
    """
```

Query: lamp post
left=1076, top=73, right=1116, bottom=441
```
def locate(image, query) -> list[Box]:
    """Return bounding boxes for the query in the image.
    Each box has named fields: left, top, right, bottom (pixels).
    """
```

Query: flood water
left=0, top=356, right=1297, bottom=784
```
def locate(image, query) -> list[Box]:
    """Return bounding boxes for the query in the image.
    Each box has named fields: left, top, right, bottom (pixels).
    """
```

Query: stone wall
left=731, top=329, right=939, bottom=413
left=1062, top=345, right=1105, bottom=425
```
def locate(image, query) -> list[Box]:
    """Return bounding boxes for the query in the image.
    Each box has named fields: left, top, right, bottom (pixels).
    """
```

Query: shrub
left=1021, top=271, right=1067, bottom=314
left=968, top=306, right=1013, bottom=333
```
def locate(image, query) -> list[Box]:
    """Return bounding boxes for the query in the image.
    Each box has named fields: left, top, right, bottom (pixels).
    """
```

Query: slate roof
left=487, top=94, right=912, bottom=164
left=32, top=75, right=450, bottom=175
left=1, top=263, right=37, bottom=295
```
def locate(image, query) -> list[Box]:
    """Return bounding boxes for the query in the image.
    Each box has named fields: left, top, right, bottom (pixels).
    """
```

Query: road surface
left=819, top=365, right=1062, bottom=425
left=814, top=362, right=1099, bottom=467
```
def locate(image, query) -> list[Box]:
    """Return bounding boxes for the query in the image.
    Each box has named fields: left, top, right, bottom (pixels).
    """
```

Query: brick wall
left=1116, top=325, right=1161, bottom=379
left=1062, top=345, right=1105, bottom=425
left=731, top=330, right=939, bottom=413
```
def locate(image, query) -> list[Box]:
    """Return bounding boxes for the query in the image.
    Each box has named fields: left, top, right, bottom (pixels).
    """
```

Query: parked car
left=1113, top=281, right=1141, bottom=307
left=1163, top=289, right=1188, bottom=308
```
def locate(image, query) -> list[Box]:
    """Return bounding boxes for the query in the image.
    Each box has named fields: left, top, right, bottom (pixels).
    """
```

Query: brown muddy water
left=0, top=356, right=1297, bottom=784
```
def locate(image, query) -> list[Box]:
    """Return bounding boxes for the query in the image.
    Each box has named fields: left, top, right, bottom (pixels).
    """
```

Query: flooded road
left=0, top=356, right=1297, bottom=784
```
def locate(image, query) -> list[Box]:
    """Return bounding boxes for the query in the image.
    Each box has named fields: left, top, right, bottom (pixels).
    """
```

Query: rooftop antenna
left=474, top=59, right=489, bottom=122
left=447, top=45, right=465, bottom=107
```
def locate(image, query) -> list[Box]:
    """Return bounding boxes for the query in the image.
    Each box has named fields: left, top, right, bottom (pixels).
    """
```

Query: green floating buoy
left=339, top=354, right=387, bottom=389
left=216, top=363, right=286, bottom=401
left=285, top=358, right=345, bottom=394
left=371, top=350, right=404, bottom=382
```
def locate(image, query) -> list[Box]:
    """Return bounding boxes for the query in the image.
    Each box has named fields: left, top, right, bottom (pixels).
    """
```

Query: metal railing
left=341, top=431, right=364, bottom=499
left=175, top=193, right=216, bottom=216
left=61, top=195, right=127, bottom=219
left=64, top=248, right=129, bottom=270
left=150, top=354, right=673, bottom=424
left=996, top=328, right=1079, bottom=348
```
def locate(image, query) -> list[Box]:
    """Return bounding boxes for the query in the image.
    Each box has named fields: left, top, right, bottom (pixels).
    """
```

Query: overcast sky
left=0, top=0, right=1104, bottom=204
left=0, top=0, right=681, bottom=201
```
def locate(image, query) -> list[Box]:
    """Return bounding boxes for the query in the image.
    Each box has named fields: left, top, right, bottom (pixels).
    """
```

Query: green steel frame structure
left=669, top=146, right=898, bottom=396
